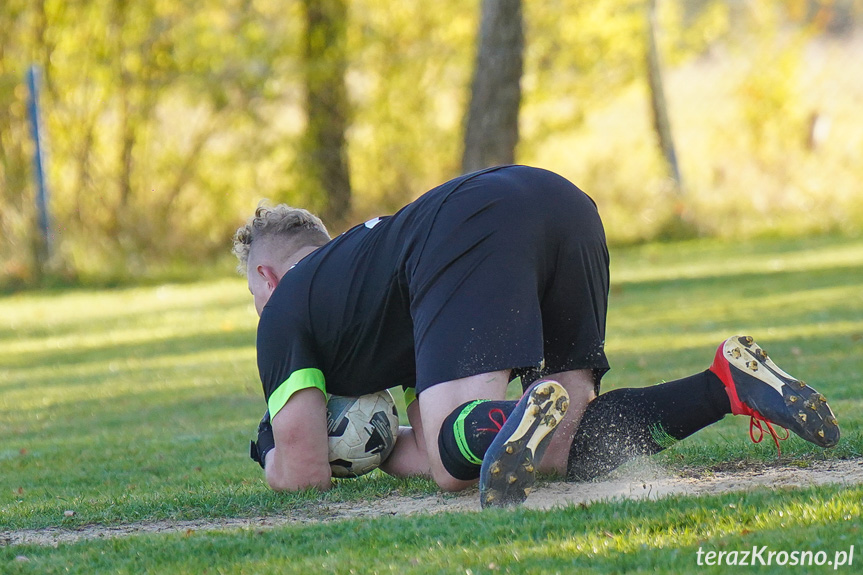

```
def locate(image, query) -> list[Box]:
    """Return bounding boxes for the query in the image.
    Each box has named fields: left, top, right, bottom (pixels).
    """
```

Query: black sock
left=438, top=399, right=516, bottom=480
left=566, top=370, right=731, bottom=482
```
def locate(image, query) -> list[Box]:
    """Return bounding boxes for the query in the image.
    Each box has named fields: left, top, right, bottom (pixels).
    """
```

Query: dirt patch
left=4, top=458, right=862, bottom=548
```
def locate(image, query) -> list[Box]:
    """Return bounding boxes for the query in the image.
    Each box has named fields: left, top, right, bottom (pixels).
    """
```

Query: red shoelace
left=477, top=408, right=508, bottom=433
left=748, top=413, right=790, bottom=456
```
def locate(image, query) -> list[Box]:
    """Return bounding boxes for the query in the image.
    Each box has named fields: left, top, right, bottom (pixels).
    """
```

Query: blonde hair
left=232, top=202, right=331, bottom=274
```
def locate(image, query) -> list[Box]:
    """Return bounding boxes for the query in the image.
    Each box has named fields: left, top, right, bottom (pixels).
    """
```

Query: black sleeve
left=256, top=300, right=326, bottom=418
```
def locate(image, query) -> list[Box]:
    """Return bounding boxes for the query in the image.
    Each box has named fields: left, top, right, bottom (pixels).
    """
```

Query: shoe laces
left=748, top=413, right=790, bottom=456
left=477, top=408, right=508, bottom=433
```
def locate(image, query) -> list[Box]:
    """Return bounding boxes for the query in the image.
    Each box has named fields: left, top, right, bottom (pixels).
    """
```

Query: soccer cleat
left=479, top=380, right=569, bottom=508
left=709, top=335, right=840, bottom=454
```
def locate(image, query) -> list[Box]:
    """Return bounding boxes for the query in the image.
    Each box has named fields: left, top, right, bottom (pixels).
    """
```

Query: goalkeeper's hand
left=249, top=410, right=275, bottom=469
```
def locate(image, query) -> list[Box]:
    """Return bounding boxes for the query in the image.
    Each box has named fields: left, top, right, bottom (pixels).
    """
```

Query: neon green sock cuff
left=453, top=399, right=488, bottom=466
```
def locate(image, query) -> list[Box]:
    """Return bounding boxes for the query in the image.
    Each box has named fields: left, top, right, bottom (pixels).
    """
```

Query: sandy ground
left=4, top=458, right=862, bottom=548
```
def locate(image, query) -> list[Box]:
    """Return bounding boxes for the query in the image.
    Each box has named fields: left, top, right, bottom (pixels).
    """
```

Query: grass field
left=2, top=234, right=862, bottom=573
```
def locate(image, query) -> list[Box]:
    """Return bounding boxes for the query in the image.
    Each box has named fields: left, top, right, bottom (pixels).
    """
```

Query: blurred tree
left=735, top=1, right=809, bottom=163
left=646, top=0, right=682, bottom=192
left=461, top=0, right=524, bottom=173
left=13, top=0, right=307, bottom=276
left=2, top=0, right=863, bottom=286
left=519, top=0, right=647, bottom=158
left=299, top=0, right=352, bottom=227
left=0, top=0, right=34, bottom=284
left=346, top=0, right=476, bottom=217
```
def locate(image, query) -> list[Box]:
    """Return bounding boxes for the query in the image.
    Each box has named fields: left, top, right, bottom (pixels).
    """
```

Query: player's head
left=233, top=202, right=330, bottom=315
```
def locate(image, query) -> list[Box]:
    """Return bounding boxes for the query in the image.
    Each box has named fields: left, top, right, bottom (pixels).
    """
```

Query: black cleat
left=709, top=335, right=840, bottom=453
left=479, top=380, right=569, bottom=508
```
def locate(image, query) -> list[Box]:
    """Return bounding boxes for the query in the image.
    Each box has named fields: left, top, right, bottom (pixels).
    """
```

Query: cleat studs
left=484, top=492, right=496, bottom=504
left=529, top=405, right=541, bottom=416
left=756, top=349, right=768, bottom=360
left=507, top=473, right=518, bottom=484
left=556, top=397, right=569, bottom=412
left=747, top=361, right=759, bottom=371
left=489, top=462, right=502, bottom=475
left=730, top=347, right=742, bottom=359
left=830, top=418, right=839, bottom=426
left=808, top=402, right=818, bottom=411
left=544, top=414, right=557, bottom=427
left=788, top=396, right=799, bottom=403
left=817, top=429, right=825, bottom=439
left=523, top=487, right=532, bottom=497
left=505, top=444, right=515, bottom=454
left=816, top=394, right=827, bottom=403
left=523, top=463, right=535, bottom=473
left=535, top=385, right=552, bottom=399
left=798, top=411, right=808, bottom=422
left=739, top=336, right=754, bottom=346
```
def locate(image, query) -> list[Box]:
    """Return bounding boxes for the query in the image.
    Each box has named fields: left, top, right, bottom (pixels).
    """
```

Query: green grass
left=0, top=280, right=434, bottom=531
left=1, top=235, right=862, bottom=572
left=604, top=235, right=863, bottom=466
left=3, top=485, right=862, bottom=574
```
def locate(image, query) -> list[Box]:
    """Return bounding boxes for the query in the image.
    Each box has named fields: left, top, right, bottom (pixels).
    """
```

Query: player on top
left=234, top=165, right=839, bottom=507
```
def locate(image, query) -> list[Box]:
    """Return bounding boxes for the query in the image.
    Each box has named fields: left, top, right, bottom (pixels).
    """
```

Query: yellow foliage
left=1, top=0, right=862, bottom=283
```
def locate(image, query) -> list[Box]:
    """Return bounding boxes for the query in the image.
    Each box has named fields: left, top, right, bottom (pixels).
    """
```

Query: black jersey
left=257, top=165, right=610, bottom=418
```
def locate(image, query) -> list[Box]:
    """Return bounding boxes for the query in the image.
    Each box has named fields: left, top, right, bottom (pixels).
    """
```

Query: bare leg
left=535, top=369, right=596, bottom=475
left=378, top=400, right=432, bottom=478
left=416, top=370, right=510, bottom=491
left=383, top=369, right=594, bottom=483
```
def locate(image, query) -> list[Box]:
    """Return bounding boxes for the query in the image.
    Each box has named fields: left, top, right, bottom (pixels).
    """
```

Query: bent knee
left=551, top=370, right=597, bottom=406
left=432, top=469, right=476, bottom=492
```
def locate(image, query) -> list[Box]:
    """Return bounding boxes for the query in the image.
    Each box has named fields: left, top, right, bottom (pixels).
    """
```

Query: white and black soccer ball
left=326, top=390, right=399, bottom=478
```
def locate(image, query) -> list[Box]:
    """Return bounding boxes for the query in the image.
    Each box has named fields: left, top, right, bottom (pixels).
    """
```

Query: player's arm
left=379, top=396, right=432, bottom=478
left=264, top=387, right=332, bottom=492
left=254, top=304, right=331, bottom=491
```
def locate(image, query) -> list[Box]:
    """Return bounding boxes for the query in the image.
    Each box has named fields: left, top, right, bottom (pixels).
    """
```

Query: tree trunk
left=302, top=0, right=352, bottom=226
left=646, top=0, right=682, bottom=193
left=461, top=0, right=524, bottom=174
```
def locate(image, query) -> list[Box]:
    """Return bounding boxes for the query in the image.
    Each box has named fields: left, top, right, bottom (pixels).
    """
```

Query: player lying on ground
left=234, top=165, right=840, bottom=507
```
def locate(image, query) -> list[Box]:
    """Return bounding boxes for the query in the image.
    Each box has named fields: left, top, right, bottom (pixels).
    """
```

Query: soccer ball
left=326, top=390, right=399, bottom=478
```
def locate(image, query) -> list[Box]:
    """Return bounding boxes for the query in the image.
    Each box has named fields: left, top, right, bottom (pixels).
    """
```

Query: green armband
left=268, top=368, right=326, bottom=419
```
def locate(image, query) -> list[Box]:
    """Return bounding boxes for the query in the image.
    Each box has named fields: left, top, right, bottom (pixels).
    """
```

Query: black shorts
left=409, top=166, right=610, bottom=395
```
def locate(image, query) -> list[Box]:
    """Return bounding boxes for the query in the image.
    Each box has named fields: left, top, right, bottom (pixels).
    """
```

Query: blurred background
left=1, top=0, right=861, bottom=288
